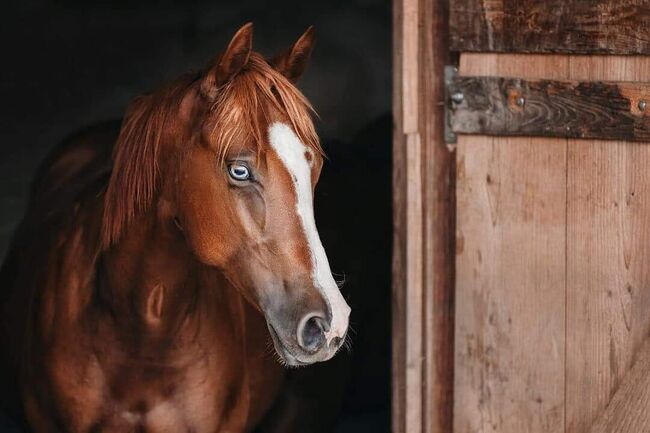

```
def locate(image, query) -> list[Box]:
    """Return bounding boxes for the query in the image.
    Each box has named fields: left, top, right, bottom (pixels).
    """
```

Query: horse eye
left=228, top=164, right=251, bottom=181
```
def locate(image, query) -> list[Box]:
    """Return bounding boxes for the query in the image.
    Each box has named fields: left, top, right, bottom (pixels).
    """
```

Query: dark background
left=0, top=0, right=392, bottom=431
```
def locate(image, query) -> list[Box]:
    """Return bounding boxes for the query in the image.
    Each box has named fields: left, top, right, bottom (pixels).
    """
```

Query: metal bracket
left=444, top=65, right=459, bottom=146
left=444, top=71, right=650, bottom=143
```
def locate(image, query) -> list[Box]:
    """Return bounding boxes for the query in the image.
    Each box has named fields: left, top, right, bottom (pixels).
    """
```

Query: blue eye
left=228, top=164, right=251, bottom=181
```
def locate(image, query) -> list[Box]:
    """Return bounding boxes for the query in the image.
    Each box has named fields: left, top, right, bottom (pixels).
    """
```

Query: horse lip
left=266, top=323, right=315, bottom=367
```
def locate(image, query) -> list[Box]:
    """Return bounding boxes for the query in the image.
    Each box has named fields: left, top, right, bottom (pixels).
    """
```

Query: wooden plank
left=394, top=0, right=455, bottom=432
left=401, top=1, right=425, bottom=431
left=454, top=54, right=567, bottom=433
left=449, top=76, right=650, bottom=142
left=392, top=0, right=408, bottom=430
left=393, top=1, right=424, bottom=433
left=405, top=132, right=424, bottom=433
left=401, top=0, right=419, bottom=133
left=565, top=55, right=650, bottom=433
left=449, top=0, right=650, bottom=55
left=590, top=336, right=650, bottom=433
left=420, top=0, right=455, bottom=432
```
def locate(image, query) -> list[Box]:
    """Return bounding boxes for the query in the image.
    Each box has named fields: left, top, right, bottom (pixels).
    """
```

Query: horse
left=0, top=22, right=351, bottom=433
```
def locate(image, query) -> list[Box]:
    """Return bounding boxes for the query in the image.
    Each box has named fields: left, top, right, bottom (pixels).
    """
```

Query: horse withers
left=0, top=23, right=350, bottom=432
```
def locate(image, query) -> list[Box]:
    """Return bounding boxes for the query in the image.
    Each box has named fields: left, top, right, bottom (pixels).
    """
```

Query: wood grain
left=590, top=336, right=650, bottom=432
left=449, top=76, right=650, bottom=142
left=454, top=54, right=650, bottom=433
left=450, top=0, right=650, bottom=55
left=565, top=55, right=650, bottom=433
left=402, top=0, right=424, bottom=427
left=454, top=54, right=568, bottom=433
left=420, top=0, right=455, bottom=432
left=393, top=0, right=455, bottom=432
left=392, top=0, right=408, bottom=430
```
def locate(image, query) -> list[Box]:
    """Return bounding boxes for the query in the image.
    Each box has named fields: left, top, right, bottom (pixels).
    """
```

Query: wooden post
left=393, top=0, right=455, bottom=432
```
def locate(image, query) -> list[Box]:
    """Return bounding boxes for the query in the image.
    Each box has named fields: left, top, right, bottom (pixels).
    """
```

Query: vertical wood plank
left=454, top=54, right=568, bottom=433
left=402, top=0, right=424, bottom=424
left=421, top=0, right=455, bottom=432
left=393, top=0, right=455, bottom=432
left=393, top=0, right=423, bottom=432
left=392, top=0, right=408, bottom=430
left=405, top=132, right=424, bottom=433
left=565, top=56, right=650, bottom=433
left=401, top=0, right=419, bottom=133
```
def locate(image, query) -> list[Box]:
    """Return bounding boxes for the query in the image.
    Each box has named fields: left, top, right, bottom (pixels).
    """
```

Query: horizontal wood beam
left=450, top=0, right=650, bottom=55
left=448, top=75, right=650, bottom=142
left=590, top=336, right=650, bottom=432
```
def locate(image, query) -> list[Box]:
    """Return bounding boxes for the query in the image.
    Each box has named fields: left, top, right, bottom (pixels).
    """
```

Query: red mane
left=101, top=75, right=196, bottom=248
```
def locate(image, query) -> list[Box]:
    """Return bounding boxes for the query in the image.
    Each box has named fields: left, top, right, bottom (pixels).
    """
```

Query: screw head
left=516, top=96, right=525, bottom=107
left=639, top=100, right=647, bottom=111
left=451, top=92, right=464, bottom=104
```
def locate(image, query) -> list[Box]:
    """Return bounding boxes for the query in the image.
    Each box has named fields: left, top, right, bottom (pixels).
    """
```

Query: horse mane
left=101, top=52, right=321, bottom=249
left=101, top=74, right=198, bottom=249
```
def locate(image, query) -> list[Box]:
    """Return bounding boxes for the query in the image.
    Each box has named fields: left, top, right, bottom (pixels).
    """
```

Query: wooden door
left=393, top=1, right=650, bottom=433
left=454, top=54, right=650, bottom=433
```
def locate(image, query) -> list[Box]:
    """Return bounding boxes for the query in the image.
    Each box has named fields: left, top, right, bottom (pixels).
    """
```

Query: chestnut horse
left=0, top=23, right=350, bottom=432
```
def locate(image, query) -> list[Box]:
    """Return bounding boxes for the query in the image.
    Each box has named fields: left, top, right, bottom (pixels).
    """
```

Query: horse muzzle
left=266, top=304, right=350, bottom=367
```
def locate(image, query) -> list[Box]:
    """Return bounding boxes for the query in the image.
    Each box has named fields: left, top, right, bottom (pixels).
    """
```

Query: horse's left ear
left=201, top=22, right=254, bottom=100
left=271, top=26, right=316, bottom=82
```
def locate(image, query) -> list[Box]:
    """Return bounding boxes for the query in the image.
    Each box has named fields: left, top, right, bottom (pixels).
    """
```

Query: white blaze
left=268, top=122, right=351, bottom=344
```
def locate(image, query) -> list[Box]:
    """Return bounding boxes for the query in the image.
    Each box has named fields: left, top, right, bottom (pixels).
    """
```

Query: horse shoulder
left=0, top=123, right=118, bottom=428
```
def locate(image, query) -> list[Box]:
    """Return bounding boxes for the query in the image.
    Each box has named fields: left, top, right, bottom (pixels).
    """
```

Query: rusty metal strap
left=444, top=69, right=650, bottom=143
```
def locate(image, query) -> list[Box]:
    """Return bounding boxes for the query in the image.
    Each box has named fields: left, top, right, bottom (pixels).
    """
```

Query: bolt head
left=639, top=100, right=647, bottom=111
left=516, top=96, right=525, bottom=107
left=451, top=92, right=464, bottom=104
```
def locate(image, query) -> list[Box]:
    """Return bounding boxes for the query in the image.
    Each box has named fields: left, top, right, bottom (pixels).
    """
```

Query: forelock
left=208, top=53, right=322, bottom=163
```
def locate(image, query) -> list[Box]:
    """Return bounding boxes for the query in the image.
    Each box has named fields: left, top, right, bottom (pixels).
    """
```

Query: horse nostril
left=298, top=314, right=327, bottom=353
left=330, top=336, right=343, bottom=348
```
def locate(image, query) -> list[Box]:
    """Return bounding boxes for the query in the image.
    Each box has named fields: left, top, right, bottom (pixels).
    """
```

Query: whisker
left=331, top=271, right=347, bottom=289
left=343, top=334, right=354, bottom=354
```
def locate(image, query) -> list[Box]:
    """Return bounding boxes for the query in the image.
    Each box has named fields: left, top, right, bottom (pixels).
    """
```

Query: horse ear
left=271, top=26, right=315, bottom=82
left=201, top=22, right=254, bottom=100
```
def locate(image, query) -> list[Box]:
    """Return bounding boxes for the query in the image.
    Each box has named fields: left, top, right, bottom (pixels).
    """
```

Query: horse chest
left=100, top=361, right=246, bottom=433
left=38, top=317, right=253, bottom=433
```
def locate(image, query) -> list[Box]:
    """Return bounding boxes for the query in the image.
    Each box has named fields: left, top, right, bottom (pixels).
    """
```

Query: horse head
left=102, top=23, right=351, bottom=366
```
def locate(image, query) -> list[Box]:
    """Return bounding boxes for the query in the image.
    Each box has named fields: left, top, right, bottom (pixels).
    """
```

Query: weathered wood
left=449, top=76, right=650, bottom=142
left=453, top=53, right=650, bottom=433
left=590, top=336, right=650, bottom=433
left=565, top=55, right=650, bottom=433
left=392, top=0, right=408, bottom=430
left=450, top=0, right=650, bottom=55
left=420, top=0, right=455, bottom=432
left=393, top=0, right=455, bottom=432
left=405, top=131, right=423, bottom=433
left=454, top=54, right=567, bottom=433
left=401, top=0, right=424, bottom=429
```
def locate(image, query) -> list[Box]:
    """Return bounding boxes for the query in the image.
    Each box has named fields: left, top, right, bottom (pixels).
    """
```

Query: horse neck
left=99, top=208, right=200, bottom=331
left=98, top=201, right=252, bottom=351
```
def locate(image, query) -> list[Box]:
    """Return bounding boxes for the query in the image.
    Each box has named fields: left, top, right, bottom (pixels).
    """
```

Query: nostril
left=298, top=314, right=326, bottom=353
left=330, top=336, right=343, bottom=348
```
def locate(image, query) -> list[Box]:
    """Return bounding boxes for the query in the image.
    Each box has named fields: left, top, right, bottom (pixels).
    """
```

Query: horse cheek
left=177, top=148, right=239, bottom=267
